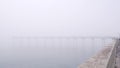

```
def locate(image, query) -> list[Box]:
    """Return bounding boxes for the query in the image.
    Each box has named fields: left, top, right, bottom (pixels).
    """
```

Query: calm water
left=0, top=38, right=113, bottom=68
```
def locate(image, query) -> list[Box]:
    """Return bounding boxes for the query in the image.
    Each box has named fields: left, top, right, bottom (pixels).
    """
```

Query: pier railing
left=107, top=39, right=120, bottom=68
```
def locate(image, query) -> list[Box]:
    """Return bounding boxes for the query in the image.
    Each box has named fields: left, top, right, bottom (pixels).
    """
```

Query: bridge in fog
left=11, top=36, right=119, bottom=68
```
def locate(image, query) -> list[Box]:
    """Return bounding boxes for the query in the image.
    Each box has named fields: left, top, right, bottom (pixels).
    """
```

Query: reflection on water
left=0, top=37, right=114, bottom=68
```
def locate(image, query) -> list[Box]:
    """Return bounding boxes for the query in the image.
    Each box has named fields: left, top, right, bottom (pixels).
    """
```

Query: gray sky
left=0, top=0, right=120, bottom=37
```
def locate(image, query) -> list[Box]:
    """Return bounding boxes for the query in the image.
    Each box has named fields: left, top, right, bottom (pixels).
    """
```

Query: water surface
left=0, top=38, right=113, bottom=68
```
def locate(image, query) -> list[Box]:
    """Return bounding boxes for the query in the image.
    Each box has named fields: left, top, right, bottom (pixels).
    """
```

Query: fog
left=0, top=0, right=120, bottom=68
left=0, top=0, right=120, bottom=37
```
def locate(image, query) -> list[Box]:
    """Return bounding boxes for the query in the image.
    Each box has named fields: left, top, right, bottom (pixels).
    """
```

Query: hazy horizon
left=0, top=0, right=120, bottom=37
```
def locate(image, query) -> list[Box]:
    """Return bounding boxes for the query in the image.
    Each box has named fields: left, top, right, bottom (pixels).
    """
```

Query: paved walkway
left=79, top=46, right=113, bottom=68
left=116, top=45, right=120, bottom=68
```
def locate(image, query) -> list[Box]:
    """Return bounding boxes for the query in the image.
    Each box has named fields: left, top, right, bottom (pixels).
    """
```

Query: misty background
left=0, top=0, right=120, bottom=37
left=0, top=0, right=120, bottom=68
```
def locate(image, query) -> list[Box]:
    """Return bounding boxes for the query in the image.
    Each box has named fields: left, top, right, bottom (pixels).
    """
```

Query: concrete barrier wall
left=78, top=40, right=117, bottom=68
left=106, top=39, right=119, bottom=68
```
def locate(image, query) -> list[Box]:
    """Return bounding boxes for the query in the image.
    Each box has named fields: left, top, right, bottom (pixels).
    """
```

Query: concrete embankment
left=78, top=42, right=116, bottom=68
